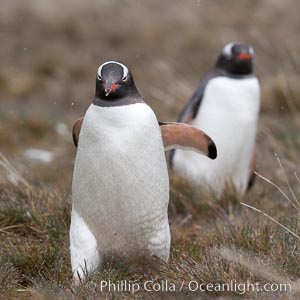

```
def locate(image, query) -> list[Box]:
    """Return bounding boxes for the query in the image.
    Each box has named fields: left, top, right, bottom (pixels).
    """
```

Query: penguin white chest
left=72, top=103, right=170, bottom=260
left=173, top=76, right=260, bottom=194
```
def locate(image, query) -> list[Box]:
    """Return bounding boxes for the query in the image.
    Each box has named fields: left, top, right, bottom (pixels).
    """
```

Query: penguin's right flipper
left=178, top=70, right=220, bottom=123
left=159, top=122, right=217, bottom=159
left=72, top=117, right=84, bottom=147
left=178, top=86, right=204, bottom=123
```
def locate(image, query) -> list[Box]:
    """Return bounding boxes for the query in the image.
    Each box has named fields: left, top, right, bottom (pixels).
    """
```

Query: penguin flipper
left=247, top=145, right=257, bottom=191
left=72, top=117, right=84, bottom=147
left=178, top=69, right=223, bottom=123
left=178, top=86, right=204, bottom=123
left=159, top=122, right=217, bottom=159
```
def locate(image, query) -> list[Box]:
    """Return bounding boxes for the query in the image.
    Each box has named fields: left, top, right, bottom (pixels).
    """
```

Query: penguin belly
left=173, top=77, right=260, bottom=195
left=72, top=103, right=170, bottom=264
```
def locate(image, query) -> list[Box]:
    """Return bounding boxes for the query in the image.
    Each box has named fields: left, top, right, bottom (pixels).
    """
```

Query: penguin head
left=216, top=42, right=254, bottom=75
left=95, top=61, right=139, bottom=100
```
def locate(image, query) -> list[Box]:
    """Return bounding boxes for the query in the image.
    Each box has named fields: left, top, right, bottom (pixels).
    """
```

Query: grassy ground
left=0, top=0, right=299, bottom=299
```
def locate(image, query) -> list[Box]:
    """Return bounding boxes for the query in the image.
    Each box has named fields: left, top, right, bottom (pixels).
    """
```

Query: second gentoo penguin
left=171, top=42, right=260, bottom=195
left=70, top=61, right=217, bottom=280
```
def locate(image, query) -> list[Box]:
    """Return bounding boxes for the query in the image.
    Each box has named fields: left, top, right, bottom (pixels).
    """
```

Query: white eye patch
left=97, top=61, right=129, bottom=80
left=249, top=47, right=254, bottom=56
left=222, top=42, right=235, bottom=58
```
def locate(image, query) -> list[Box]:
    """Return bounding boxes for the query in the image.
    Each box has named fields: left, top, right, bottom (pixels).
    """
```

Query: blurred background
left=0, top=0, right=299, bottom=189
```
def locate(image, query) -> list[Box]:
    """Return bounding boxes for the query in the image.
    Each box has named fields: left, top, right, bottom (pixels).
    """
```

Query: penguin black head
left=215, top=42, right=254, bottom=75
left=95, top=61, right=139, bottom=101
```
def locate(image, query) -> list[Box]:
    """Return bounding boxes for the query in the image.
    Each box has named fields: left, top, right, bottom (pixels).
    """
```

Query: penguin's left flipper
left=247, top=145, right=257, bottom=191
left=72, top=117, right=84, bottom=147
left=159, top=122, right=217, bottom=159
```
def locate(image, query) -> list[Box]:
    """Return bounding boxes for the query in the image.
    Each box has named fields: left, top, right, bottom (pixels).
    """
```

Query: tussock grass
left=0, top=166, right=299, bottom=299
left=261, top=73, right=300, bottom=115
left=0, top=185, right=71, bottom=297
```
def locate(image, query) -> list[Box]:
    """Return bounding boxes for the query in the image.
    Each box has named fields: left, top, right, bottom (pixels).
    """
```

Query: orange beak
left=237, top=52, right=251, bottom=60
left=103, top=82, right=119, bottom=96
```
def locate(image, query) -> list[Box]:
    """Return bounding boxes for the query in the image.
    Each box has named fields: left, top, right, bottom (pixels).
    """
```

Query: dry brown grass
left=0, top=171, right=299, bottom=299
left=0, top=0, right=299, bottom=299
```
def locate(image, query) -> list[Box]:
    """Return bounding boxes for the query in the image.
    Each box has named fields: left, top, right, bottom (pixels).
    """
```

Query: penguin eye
left=122, top=75, right=128, bottom=82
left=97, top=74, right=102, bottom=81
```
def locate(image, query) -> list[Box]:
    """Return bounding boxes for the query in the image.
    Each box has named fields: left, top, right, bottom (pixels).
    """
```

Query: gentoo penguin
left=70, top=61, right=217, bottom=280
left=171, top=42, right=260, bottom=195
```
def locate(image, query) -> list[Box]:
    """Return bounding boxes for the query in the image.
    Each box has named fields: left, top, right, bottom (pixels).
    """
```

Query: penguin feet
left=147, top=221, right=171, bottom=262
left=70, top=209, right=100, bottom=282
